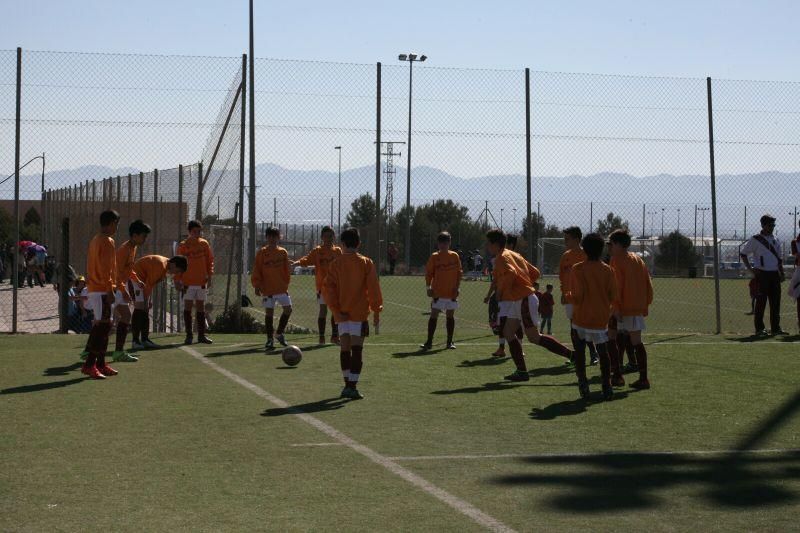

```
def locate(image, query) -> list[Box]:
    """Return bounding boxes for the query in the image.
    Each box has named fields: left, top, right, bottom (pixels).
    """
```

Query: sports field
left=2, top=330, right=798, bottom=531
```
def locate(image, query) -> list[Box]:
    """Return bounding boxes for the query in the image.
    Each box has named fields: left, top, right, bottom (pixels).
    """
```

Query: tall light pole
left=500, top=208, right=504, bottom=231
left=789, top=207, right=798, bottom=238
left=398, top=52, right=427, bottom=270
left=248, top=0, right=257, bottom=267
left=660, top=207, right=665, bottom=237
left=647, top=210, right=657, bottom=238
left=334, top=146, right=342, bottom=234
left=677, top=208, right=681, bottom=233
left=699, top=207, right=710, bottom=257
left=513, top=208, right=517, bottom=233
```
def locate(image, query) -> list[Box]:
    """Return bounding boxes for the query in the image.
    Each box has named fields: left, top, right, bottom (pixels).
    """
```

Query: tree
left=596, top=212, right=629, bottom=237
left=23, top=207, right=41, bottom=228
left=655, top=231, right=700, bottom=272
left=345, top=193, right=379, bottom=228
left=0, top=207, right=12, bottom=247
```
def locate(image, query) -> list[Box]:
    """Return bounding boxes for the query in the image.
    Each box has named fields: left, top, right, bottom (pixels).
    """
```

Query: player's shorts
left=87, top=292, right=112, bottom=321
left=619, top=315, right=646, bottom=332
left=564, top=303, right=574, bottom=321
left=34, top=251, right=46, bottom=266
left=261, top=293, right=292, bottom=309
left=183, top=285, right=207, bottom=301
left=316, top=291, right=326, bottom=305
left=572, top=325, right=609, bottom=344
left=113, top=289, right=131, bottom=307
left=431, top=297, right=458, bottom=312
left=498, top=294, right=539, bottom=329
left=337, top=320, right=369, bottom=337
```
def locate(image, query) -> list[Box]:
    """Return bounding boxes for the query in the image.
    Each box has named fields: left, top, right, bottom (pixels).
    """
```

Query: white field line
left=367, top=340, right=800, bottom=347
left=655, top=297, right=798, bottom=318
left=388, top=448, right=800, bottom=462
left=181, top=345, right=515, bottom=533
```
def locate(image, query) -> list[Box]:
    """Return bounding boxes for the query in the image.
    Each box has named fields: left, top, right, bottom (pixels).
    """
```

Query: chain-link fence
left=2, top=48, right=800, bottom=337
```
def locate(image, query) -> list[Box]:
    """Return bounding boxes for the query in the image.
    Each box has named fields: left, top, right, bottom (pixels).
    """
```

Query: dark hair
left=437, top=231, right=452, bottom=243
left=168, top=255, right=188, bottom=272
left=341, top=227, right=360, bottom=248
left=546, top=284, right=553, bottom=289
left=581, top=232, right=605, bottom=260
left=187, top=220, right=202, bottom=231
left=321, top=225, right=335, bottom=237
left=506, top=234, right=518, bottom=250
left=100, top=210, right=120, bottom=227
left=563, top=226, right=582, bottom=240
left=129, top=219, right=152, bottom=237
left=608, top=229, right=632, bottom=248
left=485, top=229, right=506, bottom=247
left=265, top=226, right=280, bottom=238
left=760, top=214, right=776, bottom=226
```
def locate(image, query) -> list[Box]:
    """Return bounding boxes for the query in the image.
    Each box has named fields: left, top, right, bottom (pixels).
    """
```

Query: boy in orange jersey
left=252, top=226, right=292, bottom=352
left=609, top=229, right=654, bottom=390
left=420, top=231, right=462, bottom=351
left=323, top=228, right=382, bottom=400
left=559, top=226, right=599, bottom=366
left=292, top=226, right=342, bottom=345
left=483, top=234, right=523, bottom=357
left=129, top=254, right=188, bottom=348
left=486, top=229, right=572, bottom=382
left=81, top=210, right=121, bottom=380
left=176, top=220, right=214, bottom=345
left=110, top=219, right=151, bottom=361
left=566, top=233, right=618, bottom=400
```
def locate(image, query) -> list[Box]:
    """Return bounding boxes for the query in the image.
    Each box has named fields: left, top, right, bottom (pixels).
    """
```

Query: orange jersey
left=492, top=249, right=535, bottom=302
left=176, top=236, right=214, bottom=286
left=425, top=250, right=463, bottom=299
left=568, top=260, right=618, bottom=330
left=86, top=233, right=117, bottom=293
left=610, top=252, right=654, bottom=316
left=297, top=244, right=342, bottom=291
left=559, top=248, right=587, bottom=294
left=251, top=246, right=290, bottom=295
left=115, top=239, right=141, bottom=287
left=509, top=249, right=541, bottom=285
left=323, top=252, right=383, bottom=322
left=133, top=255, right=169, bottom=296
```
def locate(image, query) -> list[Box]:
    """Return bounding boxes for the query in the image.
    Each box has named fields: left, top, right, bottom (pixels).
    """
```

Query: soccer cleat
left=343, top=387, right=364, bottom=400
left=611, top=374, right=626, bottom=387
left=111, top=350, right=138, bottom=363
left=492, top=347, right=506, bottom=358
left=264, top=338, right=275, bottom=352
left=590, top=354, right=599, bottom=366
left=602, top=385, right=613, bottom=401
left=131, top=341, right=145, bottom=351
left=340, top=386, right=350, bottom=399
left=318, top=336, right=326, bottom=345
left=755, top=329, right=769, bottom=337
left=630, top=378, right=651, bottom=390
left=578, top=381, right=590, bottom=399
left=772, top=328, right=790, bottom=336
left=82, top=364, right=106, bottom=379
left=623, top=362, right=638, bottom=374
left=330, top=335, right=340, bottom=345
left=98, top=364, right=118, bottom=377
left=276, top=334, right=287, bottom=347
left=183, top=335, right=193, bottom=346
left=197, top=335, right=213, bottom=345
left=79, top=350, right=89, bottom=361
left=419, top=341, right=432, bottom=351
left=143, top=339, right=161, bottom=349
left=504, top=370, right=530, bottom=382
left=446, top=342, right=456, bottom=350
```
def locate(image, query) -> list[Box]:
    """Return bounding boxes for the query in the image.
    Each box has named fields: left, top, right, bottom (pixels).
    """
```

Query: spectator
left=540, top=283, right=556, bottom=334
left=68, top=276, right=93, bottom=333
left=740, top=214, right=788, bottom=336
left=387, top=242, right=399, bottom=275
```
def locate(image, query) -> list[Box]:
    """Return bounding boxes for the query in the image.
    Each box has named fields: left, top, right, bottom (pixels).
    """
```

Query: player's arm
left=323, top=265, right=343, bottom=321
left=425, top=256, right=435, bottom=297
left=250, top=250, right=263, bottom=296
left=644, top=263, right=654, bottom=306
left=294, top=248, right=315, bottom=267
left=282, top=249, right=291, bottom=286
left=205, top=241, right=214, bottom=284
left=567, top=268, right=582, bottom=305
left=525, top=260, right=540, bottom=284
left=493, top=258, right=514, bottom=301
left=739, top=239, right=754, bottom=273
left=367, top=261, right=383, bottom=326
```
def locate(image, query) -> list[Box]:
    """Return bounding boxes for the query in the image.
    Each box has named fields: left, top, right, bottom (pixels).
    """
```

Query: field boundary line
left=180, top=345, right=516, bottom=533
left=388, top=448, right=800, bottom=462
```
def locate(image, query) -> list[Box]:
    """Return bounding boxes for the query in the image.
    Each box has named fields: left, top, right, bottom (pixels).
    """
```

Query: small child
left=747, top=276, right=759, bottom=315
left=539, top=284, right=555, bottom=335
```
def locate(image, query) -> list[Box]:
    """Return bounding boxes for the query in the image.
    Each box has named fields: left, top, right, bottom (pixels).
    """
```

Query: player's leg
left=93, top=293, right=117, bottom=377
left=346, top=330, right=366, bottom=399
left=572, top=327, right=589, bottom=399
left=263, top=297, right=276, bottom=351
left=195, top=291, right=212, bottom=344
left=131, top=299, right=148, bottom=349
left=317, top=299, right=327, bottom=344
left=596, top=338, right=612, bottom=400
left=421, top=305, right=441, bottom=350
left=767, top=273, right=783, bottom=334
left=183, top=297, right=195, bottom=344
left=111, top=297, right=137, bottom=362
left=503, top=311, right=529, bottom=381
left=338, top=329, right=352, bottom=396
left=524, top=296, right=570, bottom=361
left=275, top=294, right=293, bottom=346
left=588, top=340, right=599, bottom=366
left=607, top=318, right=624, bottom=386
left=753, top=271, right=768, bottom=334
left=82, top=293, right=110, bottom=378
left=445, top=308, right=456, bottom=349
left=493, top=316, right=507, bottom=357
left=628, top=327, right=650, bottom=389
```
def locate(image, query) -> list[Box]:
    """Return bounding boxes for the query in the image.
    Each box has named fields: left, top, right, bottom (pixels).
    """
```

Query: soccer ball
left=282, top=345, right=302, bottom=366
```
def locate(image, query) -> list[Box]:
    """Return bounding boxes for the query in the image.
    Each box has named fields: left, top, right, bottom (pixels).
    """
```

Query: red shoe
left=82, top=364, right=106, bottom=379
left=98, top=365, right=118, bottom=377
left=630, top=378, right=650, bottom=390
left=611, top=374, right=626, bottom=387
left=492, top=348, right=506, bottom=358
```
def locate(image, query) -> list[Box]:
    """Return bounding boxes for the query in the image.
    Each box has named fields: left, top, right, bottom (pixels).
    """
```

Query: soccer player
left=252, top=226, right=292, bottom=351
left=566, top=233, right=618, bottom=400
left=559, top=226, right=599, bottom=365
left=539, top=284, right=555, bottom=335
left=293, top=226, right=342, bottom=345
left=483, top=234, right=523, bottom=357
left=609, top=229, right=654, bottom=390
left=110, top=219, right=151, bottom=361
left=324, top=228, right=382, bottom=399
left=486, top=229, right=572, bottom=382
left=176, top=220, right=214, bottom=345
left=420, top=231, right=462, bottom=350
left=81, top=210, right=121, bottom=379
left=130, top=255, right=188, bottom=348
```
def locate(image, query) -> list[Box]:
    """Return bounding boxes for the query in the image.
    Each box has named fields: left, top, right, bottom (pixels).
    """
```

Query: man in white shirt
left=740, top=214, right=788, bottom=336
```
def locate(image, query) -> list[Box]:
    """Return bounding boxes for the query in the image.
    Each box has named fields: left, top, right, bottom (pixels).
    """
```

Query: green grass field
left=2, top=329, right=799, bottom=531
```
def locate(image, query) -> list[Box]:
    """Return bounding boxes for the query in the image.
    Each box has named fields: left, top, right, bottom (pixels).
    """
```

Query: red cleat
left=611, top=374, right=626, bottom=387
left=492, top=348, right=506, bottom=358
left=630, top=378, right=650, bottom=390
left=98, top=365, right=118, bottom=377
left=82, top=364, right=106, bottom=379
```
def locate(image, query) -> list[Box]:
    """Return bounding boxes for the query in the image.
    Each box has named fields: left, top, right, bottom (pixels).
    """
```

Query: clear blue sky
left=3, top=0, right=799, bottom=80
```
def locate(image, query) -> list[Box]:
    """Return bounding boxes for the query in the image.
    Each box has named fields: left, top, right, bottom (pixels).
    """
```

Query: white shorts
left=87, top=292, right=111, bottom=321
left=183, top=285, right=207, bottom=302
left=431, top=298, right=458, bottom=312
left=337, top=320, right=369, bottom=337
left=113, top=289, right=131, bottom=307
left=573, top=325, right=609, bottom=344
left=498, top=294, right=539, bottom=328
left=564, top=303, right=574, bottom=321
left=619, top=315, right=646, bottom=332
left=262, top=293, right=292, bottom=309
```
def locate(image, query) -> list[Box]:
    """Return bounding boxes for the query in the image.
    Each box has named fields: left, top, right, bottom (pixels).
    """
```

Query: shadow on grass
left=457, top=356, right=509, bottom=367
left=261, top=397, right=349, bottom=416
left=646, top=334, right=700, bottom=345
left=529, top=364, right=573, bottom=378
left=727, top=334, right=772, bottom=343
left=1, top=377, right=87, bottom=394
left=44, top=362, right=83, bottom=376
left=530, top=391, right=630, bottom=420
left=205, top=346, right=264, bottom=357
left=431, top=381, right=533, bottom=395
left=499, top=390, right=800, bottom=512
left=393, top=347, right=449, bottom=358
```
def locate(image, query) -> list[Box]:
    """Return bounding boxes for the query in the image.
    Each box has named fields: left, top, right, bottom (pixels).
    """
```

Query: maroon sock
left=350, top=345, right=364, bottom=387
left=608, top=337, right=622, bottom=377
left=331, top=317, right=338, bottom=337
left=143, top=313, right=151, bottom=341
left=340, top=350, right=351, bottom=385
left=597, top=342, right=611, bottom=387
left=183, top=310, right=193, bottom=336
left=115, top=322, right=129, bottom=352
left=634, top=344, right=648, bottom=381
left=265, top=316, right=274, bottom=339
left=515, top=325, right=523, bottom=340
left=445, top=316, right=455, bottom=344
left=507, top=338, right=527, bottom=372
left=317, top=317, right=326, bottom=337
left=426, top=316, right=437, bottom=344
left=197, top=312, right=206, bottom=337
left=624, top=334, right=636, bottom=365
left=131, top=309, right=146, bottom=343
left=538, top=335, right=571, bottom=359
left=573, top=337, right=587, bottom=383
left=96, top=322, right=112, bottom=368
left=276, top=313, right=290, bottom=335
left=570, top=327, right=581, bottom=351
left=85, top=323, right=104, bottom=366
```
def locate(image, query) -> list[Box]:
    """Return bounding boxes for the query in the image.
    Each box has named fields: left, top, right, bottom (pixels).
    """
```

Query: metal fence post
left=706, top=77, right=722, bottom=335
left=237, top=53, right=247, bottom=330
left=58, top=218, right=70, bottom=333
left=525, top=67, right=533, bottom=262
left=12, top=47, right=21, bottom=333
left=375, top=61, right=382, bottom=273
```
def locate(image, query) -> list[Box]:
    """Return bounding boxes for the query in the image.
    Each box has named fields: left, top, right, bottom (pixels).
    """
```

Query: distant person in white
left=740, top=214, right=787, bottom=336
